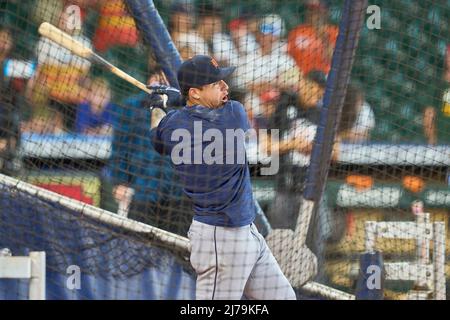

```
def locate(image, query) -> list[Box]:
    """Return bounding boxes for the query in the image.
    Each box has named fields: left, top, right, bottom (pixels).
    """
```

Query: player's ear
left=189, top=88, right=201, bottom=100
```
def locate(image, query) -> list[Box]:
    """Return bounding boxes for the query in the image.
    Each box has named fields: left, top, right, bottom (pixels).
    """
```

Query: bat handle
left=92, top=55, right=152, bottom=95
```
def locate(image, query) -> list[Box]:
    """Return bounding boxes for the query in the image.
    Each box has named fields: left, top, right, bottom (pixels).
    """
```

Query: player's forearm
left=150, top=108, right=166, bottom=129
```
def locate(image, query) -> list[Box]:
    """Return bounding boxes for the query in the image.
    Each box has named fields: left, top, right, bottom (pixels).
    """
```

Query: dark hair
left=0, top=26, right=13, bottom=34
left=338, top=84, right=364, bottom=133
left=181, top=85, right=202, bottom=100
left=181, top=86, right=191, bottom=99
left=168, top=3, right=190, bottom=33
left=306, top=70, right=327, bottom=88
left=198, top=3, right=222, bottom=17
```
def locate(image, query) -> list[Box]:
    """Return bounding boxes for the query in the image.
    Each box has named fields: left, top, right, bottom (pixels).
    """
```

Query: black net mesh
left=0, top=0, right=448, bottom=300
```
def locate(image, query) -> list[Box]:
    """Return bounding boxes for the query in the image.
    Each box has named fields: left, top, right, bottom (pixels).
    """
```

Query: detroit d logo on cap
left=210, top=58, right=219, bottom=68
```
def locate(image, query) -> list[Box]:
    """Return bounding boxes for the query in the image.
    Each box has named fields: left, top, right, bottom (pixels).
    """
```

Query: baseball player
left=150, top=55, right=296, bottom=300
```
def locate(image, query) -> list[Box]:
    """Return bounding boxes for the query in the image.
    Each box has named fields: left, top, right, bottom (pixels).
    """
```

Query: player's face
left=194, top=80, right=229, bottom=109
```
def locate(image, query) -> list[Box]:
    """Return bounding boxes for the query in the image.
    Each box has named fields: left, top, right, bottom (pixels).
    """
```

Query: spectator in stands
left=233, top=14, right=298, bottom=123
left=249, top=69, right=324, bottom=142
left=253, top=89, right=280, bottom=131
left=27, top=4, right=92, bottom=109
left=178, top=45, right=195, bottom=61
left=75, top=77, right=115, bottom=135
left=423, top=45, right=450, bottom=145
left=240, top=9, right=261, bottom=43
left=20, top=100, right=66, bottom=135
left=34, top=3, right=92, bottom=76
left=196, top=4, right=239, bottom=66
left=258, top=80, right=363, bottom=281
left=0, top=27, right=22, bottom=175
left=228, top=17, right=259, bottom=57
left=287, top=0, right=338, bottom=75
left=33, top=0, right=65, bottom=26
left=262, top=81, right=363, bottom=227
left=339, top=84, right=376, bottom=143
left=33, top=0, right=96, bottom=27
left=234, top=14, right=296, bottom=92
left=107, top=71, right=192, bottom=235
left=280, top=71, right=375, bottom=144
left=168, top=2, right=207, bottom=57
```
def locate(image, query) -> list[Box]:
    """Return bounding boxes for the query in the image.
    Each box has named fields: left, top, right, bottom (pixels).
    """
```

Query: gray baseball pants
left=187, top=219, right=296, bottom=300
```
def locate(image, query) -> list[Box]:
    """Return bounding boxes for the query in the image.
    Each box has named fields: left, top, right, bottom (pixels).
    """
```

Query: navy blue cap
left=177, top=55, right=236, bottom=94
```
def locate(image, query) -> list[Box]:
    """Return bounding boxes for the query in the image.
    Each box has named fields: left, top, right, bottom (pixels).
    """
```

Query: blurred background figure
left=423, top=45, right=450, bottom=145
left=178, top=45, right=195, bottom=61
left=0, top=27, right=22, bottom=175
left=287, top=0, right=338, bottom=75
left=26, top=3, right=93, bottom=135
left=228, top=16, right=259, bottom=58
left=28, top=4, right=92, bottom=107
left=253, top=89, right=280, bottom=131
left=106, top=70, right=192, bottom=235
left=259, top=76, right=373, bottom=231
left=257, top=79, right=366, bottom=283
left=235, top=14, right=295, bottom=91
left=20, top=101, right=66, bottom=135
left=168, top=2, right=206, bottom=57
left=234, top=14, right=298, bottom=123
left=196, top=3, right=238, bottom=66
left=75, top=77, right=115, bottom=136
left=339, top=84, right=376, bottom=143
left=168, top=2, right=239, bottom=66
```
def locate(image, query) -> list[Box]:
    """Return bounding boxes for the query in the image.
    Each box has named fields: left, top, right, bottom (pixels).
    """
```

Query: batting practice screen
left=0, top=0, right=448, bottom=301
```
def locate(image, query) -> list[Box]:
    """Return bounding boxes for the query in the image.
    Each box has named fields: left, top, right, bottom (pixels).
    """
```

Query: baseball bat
left=38, top=22, right=152, bottom=95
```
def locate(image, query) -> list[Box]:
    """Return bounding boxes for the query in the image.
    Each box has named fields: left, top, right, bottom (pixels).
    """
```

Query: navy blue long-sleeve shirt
left=151, top=100, right=255, bottom=227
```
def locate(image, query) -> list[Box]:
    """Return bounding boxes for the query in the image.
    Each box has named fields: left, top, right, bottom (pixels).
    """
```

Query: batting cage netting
left=0, top=0, right=448, bottom=300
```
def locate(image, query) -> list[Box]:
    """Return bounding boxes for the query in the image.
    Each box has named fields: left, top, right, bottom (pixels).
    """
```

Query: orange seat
left=402, top=176, right=425, bottom=194
left=346, top=175, right=374, bottom=191
left=93, top=0, right=139, bottom=53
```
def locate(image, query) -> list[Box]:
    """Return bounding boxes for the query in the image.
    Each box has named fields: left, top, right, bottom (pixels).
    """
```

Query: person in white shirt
left=196, top=4, right=239, bottom=67
left=26, top=6, right=92, bottom=107
left=168, top=3, right=207, bottom=56
left=233, top=14, right=300, bottom=124
left=35, top=7, right=92, bottom=71
left=334, top=85, right=375, bottom=143
left=234, top=14, right=298, bottom=92
left=169, top=3, right=240, bottom=68
left=228, top=17, right=260, bottom=58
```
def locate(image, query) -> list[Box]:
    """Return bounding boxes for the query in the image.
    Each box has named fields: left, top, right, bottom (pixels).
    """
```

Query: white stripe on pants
left=188, top=219, right=296, bottom=300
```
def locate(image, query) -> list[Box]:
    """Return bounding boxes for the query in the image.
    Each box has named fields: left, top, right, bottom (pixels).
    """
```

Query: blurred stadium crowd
left=0, top=0, right=449, bottom=229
